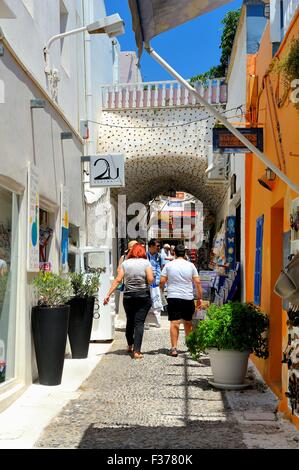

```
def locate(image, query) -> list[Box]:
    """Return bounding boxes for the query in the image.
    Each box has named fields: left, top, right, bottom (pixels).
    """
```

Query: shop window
left=39, top=209, right=53, bottom=268
left=254, top=215, right=264, bottom=306
left=68, top=224, right=80, bottom=273
left=0, top=186, right=19, bottom=385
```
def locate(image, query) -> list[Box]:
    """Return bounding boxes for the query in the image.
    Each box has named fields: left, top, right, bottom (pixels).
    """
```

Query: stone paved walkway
left=35, top=318, right=299, bottom=449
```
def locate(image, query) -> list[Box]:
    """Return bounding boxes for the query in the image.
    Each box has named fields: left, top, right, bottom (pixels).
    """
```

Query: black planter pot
left=68, top=297, right=95, bottom=359
left=32, top=305, right=70, bottom=386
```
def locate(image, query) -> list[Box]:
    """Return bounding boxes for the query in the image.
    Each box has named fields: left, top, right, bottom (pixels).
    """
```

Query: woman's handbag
left=274, top=253, right=299, bottom=304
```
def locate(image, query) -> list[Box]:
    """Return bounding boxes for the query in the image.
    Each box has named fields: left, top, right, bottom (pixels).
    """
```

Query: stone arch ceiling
left=98, top=107, right=229, bottom=211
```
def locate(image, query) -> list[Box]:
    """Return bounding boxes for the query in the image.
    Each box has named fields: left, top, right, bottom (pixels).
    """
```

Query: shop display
left=39, top=226, right=53, bottom=263
left=0, top=186, right=18, bottom=385
left=202, top=216, right=240, bottom=307
left=209, top=222, right=226, bottom=270
left=279, top=196, right=299, bottom=417
left=0, top=339, right=5, bottom=383
left=225, top=216, right=236, bottom=269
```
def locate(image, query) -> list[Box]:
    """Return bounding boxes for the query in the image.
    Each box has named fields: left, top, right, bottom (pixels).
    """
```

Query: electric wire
left=87, top=105, right=246, bottom=129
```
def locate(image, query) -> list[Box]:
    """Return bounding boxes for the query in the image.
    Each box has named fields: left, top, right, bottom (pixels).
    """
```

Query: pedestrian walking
left=117, top=240, right=138, bottom=274
left=160, top=243, right=173, bottom=269
left=160, top=244, right=203, bottom=357
left=115, top=240, right=138, bottom=328
left=104, top=243, right=154, bottom=359
left=146, top=239, right=163, bottom=328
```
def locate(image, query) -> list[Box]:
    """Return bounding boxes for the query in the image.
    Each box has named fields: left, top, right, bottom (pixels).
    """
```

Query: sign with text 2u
left=90, top=154, right=125, bottom=188
left=213, top=127, right=264, bottom=154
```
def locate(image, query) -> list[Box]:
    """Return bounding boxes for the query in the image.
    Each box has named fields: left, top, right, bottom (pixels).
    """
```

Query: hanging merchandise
left=39, top=226, right=53, bottom=263
left=286, top=372, right=299, bottom=416
left=225, top=216, right=236, bottom=269
left=287, top=307, right=299, bottom=328
left=0, top=339, right=5, bottom=384
left=209, top=222, right=226, bottom=271
left=274, top=253, right=299, bottom=305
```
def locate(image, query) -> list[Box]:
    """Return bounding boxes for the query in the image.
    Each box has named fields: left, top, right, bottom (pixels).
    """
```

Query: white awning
left=129, top=0, right=233, bottom=56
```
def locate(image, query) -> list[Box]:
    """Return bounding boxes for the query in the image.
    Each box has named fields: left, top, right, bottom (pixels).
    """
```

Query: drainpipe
left=112, top=39, right=119, bottom=85
left=83, top=0, right=94, bottom=156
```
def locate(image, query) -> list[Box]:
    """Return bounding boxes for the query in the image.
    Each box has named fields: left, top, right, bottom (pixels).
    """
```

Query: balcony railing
left=100, top=79, right=227, bottom=110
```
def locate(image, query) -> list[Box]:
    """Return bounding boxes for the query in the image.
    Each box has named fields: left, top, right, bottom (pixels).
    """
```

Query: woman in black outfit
left=104, top=243, right=154, bottom=359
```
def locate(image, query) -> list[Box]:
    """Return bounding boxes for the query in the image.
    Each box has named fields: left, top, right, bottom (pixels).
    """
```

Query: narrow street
left=2, top=0, right=299, bottom=448
left=34, top=317, right=298, bottom=450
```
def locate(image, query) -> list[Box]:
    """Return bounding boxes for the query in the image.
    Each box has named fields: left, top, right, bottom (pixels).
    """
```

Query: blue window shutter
left=254, top=216, right=264, bottom=305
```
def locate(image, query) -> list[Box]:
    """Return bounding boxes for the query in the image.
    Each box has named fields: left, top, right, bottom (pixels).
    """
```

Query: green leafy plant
left=190, top=9, right=241, bottom=84
left=69, top=272, right=86, bottom=298
left=187, top=302, right=269, bottom=360
left=33, top=272, right=73, bottom=308
left=273, top=38, right=299, bottom=110
left=277, top=38, right=299, bottom=85
left=69, top=271, right=102, bottom=298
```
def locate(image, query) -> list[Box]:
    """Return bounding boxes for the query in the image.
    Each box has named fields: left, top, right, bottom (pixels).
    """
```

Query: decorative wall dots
left=98, top=106, right=228, bottom=211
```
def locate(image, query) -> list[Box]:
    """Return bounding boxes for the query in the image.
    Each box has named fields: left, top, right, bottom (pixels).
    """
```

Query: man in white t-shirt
left=160, top=245, right=202, bottom=357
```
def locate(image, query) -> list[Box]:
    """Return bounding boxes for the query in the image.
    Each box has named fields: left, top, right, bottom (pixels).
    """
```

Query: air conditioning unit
left=206, top=147, right=228, bottom=182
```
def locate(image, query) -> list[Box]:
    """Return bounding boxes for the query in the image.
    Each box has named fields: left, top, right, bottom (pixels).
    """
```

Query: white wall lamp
left=43, top=13, right=125, bottom=74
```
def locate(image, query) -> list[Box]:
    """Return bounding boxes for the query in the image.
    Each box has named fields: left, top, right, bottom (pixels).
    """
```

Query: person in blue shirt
left=147, top=239, right=162, bottom=286
left=146, top=239, right=162, bottom=328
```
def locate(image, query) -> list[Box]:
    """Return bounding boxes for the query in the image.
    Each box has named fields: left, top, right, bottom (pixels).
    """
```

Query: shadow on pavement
left=77, top=420, right=246, bottom=449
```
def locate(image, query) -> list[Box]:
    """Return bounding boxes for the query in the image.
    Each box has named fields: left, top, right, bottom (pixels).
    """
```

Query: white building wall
left=0, top=0, right=117, bottom=410
left=217, top=7, right=247, bottom=300
left=119, top=51, right=143, bottom=84
left=270, top=0, right=299, bottom=43
left=0, top=0, right=114, bottom=130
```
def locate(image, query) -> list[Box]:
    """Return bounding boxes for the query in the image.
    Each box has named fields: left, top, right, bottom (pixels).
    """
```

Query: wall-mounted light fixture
left=258, top=167, right=276, bottom=191
left=44, top=14, right=125, bottom=74
left=266, top=167, right=276, bottom=181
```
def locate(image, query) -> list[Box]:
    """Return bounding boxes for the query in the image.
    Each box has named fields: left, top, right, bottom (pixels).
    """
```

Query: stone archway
left=98, top=106, right=229, bottom=213
left=111, top=154, right=227, bottom=212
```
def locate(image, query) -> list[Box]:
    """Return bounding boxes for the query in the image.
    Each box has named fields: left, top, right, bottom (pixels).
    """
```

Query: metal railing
left=100, top=79, right=227, bottom=110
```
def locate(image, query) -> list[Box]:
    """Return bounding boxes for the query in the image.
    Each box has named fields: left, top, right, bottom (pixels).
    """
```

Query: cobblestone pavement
left=35, top=318, right=299, bottom=449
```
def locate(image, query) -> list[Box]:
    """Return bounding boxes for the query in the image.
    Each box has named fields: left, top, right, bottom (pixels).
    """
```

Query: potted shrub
left=187, top=301, right=269, bottom=389
left=68, top=271, right=101, bottom=359
left=32, top=272, right=73, bottom=386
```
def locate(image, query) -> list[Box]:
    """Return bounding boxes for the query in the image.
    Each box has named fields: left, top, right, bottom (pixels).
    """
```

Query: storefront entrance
left=0, top=186, right=19, bottom=385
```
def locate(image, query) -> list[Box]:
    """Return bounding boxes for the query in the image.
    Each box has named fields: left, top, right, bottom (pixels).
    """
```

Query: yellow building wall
left=246, top=19, right=299, bottom=428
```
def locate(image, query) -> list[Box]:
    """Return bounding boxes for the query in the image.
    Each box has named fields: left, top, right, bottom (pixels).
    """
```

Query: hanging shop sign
left=61, top=186, right=69, bottom=273
left=90, top=154, right=125, bottom=188
left=226, top=216, right=236, bottom=269
left=27, top=163, right=39, bottom=272
left=165, top=201, right=184, bottom=211
left=213, top=128, right=264, bottom=154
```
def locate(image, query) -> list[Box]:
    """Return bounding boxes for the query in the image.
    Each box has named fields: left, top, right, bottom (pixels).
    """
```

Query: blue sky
left=106, top=0, right=243, bottom=82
